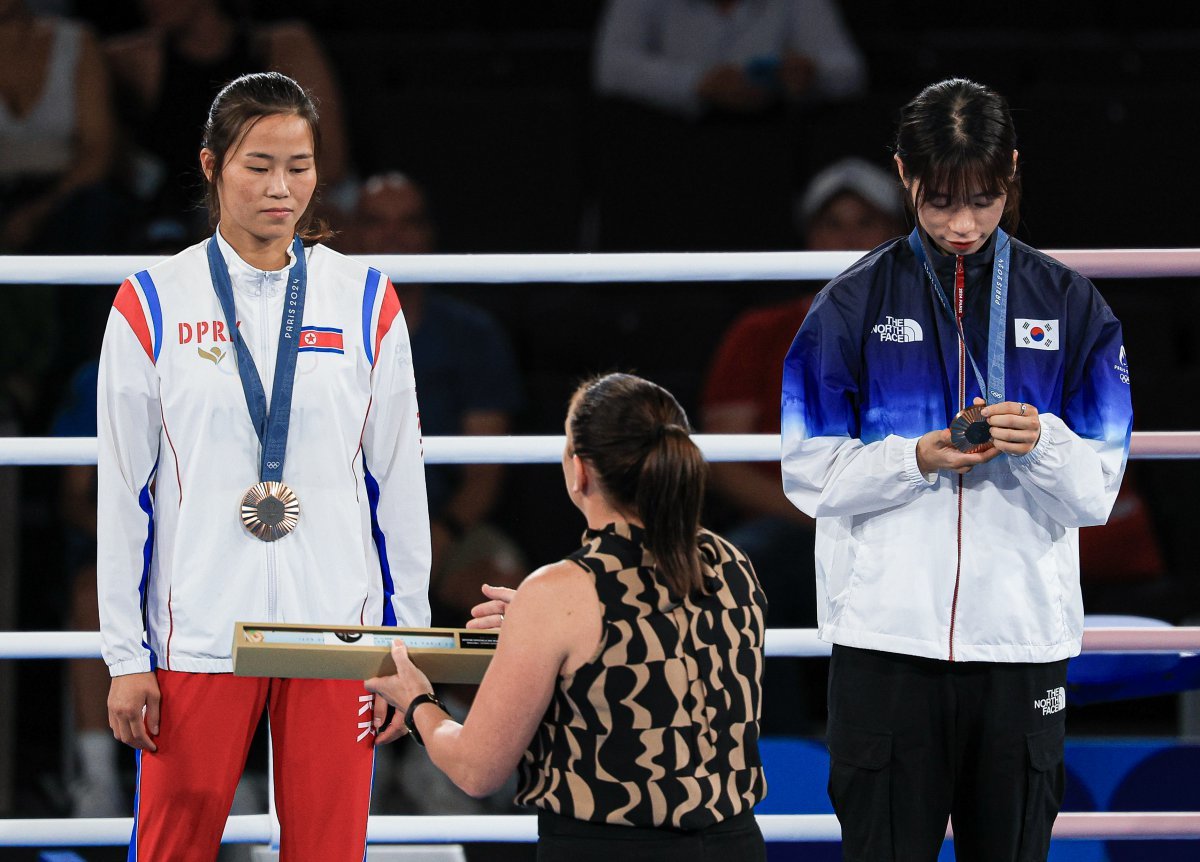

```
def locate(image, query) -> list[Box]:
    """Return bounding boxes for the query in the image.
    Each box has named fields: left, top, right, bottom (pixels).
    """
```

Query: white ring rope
left=3, top=628, right=1197, bottom=661
left=3, top=812, right=1199, bottom=846
left=2, top=248, right=1199, bottom=285
left=3, top=431, right=1197, bottom=466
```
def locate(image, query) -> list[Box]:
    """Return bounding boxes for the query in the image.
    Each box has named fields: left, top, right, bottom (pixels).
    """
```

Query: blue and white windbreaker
left=782, top=232, right=1132, bottom=663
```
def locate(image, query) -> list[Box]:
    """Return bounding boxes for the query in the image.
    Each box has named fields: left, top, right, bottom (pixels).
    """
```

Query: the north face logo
left=1034, top=687, right=1066, bottom=715
left=872, top=316, right=923, bottom=343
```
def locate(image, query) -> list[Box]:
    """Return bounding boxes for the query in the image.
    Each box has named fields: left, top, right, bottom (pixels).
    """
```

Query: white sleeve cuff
left=1009, top=427, right=1051, bottom=470
left=905, top=438, right=938, bottom=486
left=109, top=656, right=154, bottom=677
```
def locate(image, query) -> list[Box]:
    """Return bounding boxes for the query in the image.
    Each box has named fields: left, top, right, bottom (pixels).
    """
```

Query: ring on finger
left=1019, top=403, right=1028, bottom=416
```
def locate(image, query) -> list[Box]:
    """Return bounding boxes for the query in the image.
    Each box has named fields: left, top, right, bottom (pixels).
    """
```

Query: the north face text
left=872, top=316, right=924, bottom=343
left=1034, top=687, right=1066, bottom=715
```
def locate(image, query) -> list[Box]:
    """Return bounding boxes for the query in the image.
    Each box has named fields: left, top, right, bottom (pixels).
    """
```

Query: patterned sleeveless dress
left=516, top=521, right=767, bottom=830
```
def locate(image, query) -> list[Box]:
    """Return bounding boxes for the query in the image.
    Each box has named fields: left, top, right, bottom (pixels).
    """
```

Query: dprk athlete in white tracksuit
left=97, top=230, right=431, bottom=856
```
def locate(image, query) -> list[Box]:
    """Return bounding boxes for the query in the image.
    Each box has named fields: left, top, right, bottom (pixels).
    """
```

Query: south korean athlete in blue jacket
left=782, top=79, right=1132, bottom=861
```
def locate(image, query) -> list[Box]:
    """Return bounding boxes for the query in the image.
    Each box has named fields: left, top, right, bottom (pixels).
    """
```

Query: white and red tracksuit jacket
left=98, top=232, right=431, bottom=676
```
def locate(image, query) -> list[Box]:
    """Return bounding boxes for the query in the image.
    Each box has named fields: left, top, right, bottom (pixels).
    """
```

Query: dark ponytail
left=895, top=78, right=1021, bottom=231
left=569, top=374, right=708, bottom=597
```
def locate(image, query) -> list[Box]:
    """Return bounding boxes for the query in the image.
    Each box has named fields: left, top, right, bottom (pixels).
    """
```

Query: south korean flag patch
left=1016, top=318, right=1059, bottom=351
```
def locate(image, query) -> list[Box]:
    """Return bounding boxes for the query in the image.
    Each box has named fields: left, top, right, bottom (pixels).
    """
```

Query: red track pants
left=129, top=670, right=376, bottom=861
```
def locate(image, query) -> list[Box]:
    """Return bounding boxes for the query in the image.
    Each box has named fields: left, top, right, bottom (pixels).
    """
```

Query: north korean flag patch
left=298, top=326, right=344, bottom=354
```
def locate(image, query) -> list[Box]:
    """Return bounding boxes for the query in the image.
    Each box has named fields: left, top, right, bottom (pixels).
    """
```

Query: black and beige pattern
left=515, top=522, right=767, bottom=830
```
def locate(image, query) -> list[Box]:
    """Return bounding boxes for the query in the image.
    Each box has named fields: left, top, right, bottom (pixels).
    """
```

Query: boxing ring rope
left=2, top=248, right=1199, bottom=849
left=3, top=627, right=1199, bottom=662
left=5, top=430, right=1200, bottom=466
left=4, top=811, right=1200, bottom=847
left=0, top=248, right=1199, bottom=285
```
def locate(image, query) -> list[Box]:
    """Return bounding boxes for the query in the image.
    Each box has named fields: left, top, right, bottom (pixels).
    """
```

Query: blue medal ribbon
left=907, top=227, right=1011, bottom=405
left=206, top=234, right=307, bottom=483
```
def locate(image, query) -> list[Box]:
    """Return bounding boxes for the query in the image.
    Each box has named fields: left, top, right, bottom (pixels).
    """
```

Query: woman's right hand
left=108, top=671, right=161, bottom=751
left=916, top=427, right=1001, bottom=475
left=466, top=583, right=515, bottom=629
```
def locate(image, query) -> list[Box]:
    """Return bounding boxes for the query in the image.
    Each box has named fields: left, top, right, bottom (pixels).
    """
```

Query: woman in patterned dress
left=368, top=372, right=769, bottom=861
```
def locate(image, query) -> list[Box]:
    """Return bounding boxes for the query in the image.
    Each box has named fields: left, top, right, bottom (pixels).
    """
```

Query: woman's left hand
left=365, top=640, right=435, bottom=745
left=980, top=398, right=1041, bottom=456
left=467, top=583, right=515, bottom=629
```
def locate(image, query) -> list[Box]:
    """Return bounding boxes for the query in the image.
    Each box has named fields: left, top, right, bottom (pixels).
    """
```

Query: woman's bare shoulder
left=516, top=559, right=595, bottom=603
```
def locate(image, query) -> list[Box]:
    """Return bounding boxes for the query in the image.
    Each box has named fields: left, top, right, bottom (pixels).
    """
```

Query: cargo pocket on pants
left=1019, top=722, right=1065, bottom=862
left=827, top=721, right=893, bottom=861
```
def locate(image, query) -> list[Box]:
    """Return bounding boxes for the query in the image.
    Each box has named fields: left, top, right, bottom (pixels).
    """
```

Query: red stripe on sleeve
left=373, top=279, right=402, bottom=368
left=113, top=279, right=154, bottom=362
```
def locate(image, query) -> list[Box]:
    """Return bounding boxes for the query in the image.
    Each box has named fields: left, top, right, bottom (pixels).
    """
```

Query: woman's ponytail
left=569, top=376, right=709, bottom=597
left=635, top=425, right=706, bottom=596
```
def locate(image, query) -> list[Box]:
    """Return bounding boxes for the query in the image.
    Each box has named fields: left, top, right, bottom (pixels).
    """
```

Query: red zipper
left=950, top=255, right=966, bottom=662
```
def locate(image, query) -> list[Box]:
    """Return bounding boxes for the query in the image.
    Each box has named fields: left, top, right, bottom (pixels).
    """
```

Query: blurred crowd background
left=2, top=0, right=1200, bottom=858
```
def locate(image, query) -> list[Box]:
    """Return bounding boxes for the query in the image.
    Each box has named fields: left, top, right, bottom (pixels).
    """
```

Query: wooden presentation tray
left=232, top=622, right=498, bottom=684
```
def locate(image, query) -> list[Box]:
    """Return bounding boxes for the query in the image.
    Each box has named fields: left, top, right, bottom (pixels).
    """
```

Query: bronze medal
left=240, top=481, right=300, bottom=541
left=950, top=405, right=993, bottom=454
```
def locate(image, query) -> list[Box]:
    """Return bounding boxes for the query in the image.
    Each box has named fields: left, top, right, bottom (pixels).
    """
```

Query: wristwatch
left=404, top=692, right=448, bottom=746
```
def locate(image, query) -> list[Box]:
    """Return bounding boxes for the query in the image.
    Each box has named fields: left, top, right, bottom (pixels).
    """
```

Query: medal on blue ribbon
left=907, top=228, right=1012, bottom=453
left=207, top=234, right=307, bottom=541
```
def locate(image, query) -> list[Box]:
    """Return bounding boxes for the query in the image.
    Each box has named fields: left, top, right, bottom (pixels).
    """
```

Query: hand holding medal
left=920, top=397, right=1041, bottom=474
left=950, top=403, right=994, bottom=454
left=978, top=399, right=1041, bottom=457
left=916, top=420, right=1001, bottom=475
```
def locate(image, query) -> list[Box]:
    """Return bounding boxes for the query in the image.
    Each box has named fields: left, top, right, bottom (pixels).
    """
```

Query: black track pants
left=827, top=645, right=1068, bottom=862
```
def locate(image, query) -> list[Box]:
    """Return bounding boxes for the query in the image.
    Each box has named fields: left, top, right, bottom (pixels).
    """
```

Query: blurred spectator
left=700, top=157, right=903, bottom=733
left=337, top=173, right=526, bottom=815
left=1080, top=473, right=1164, bottom=583
left=595, top=0, right=865, bottom=118
left=105, top=0, right=350, bottom=243
left=0, top=2, right=117, bottom=808
left=49, top=360, right=121, bottom=817
left=338, top=173, right=526, bottom=607
left=1077, top=470, right=1175, bottom=626
left=793, top=156, right=904, bottom=251
left=591, top=0, right=867, bottom=251
left=0, top=0, right=119, bottom=253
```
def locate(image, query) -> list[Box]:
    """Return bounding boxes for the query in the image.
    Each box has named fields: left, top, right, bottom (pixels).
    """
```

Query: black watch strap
left=404, top=692, right=446, bottom=746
